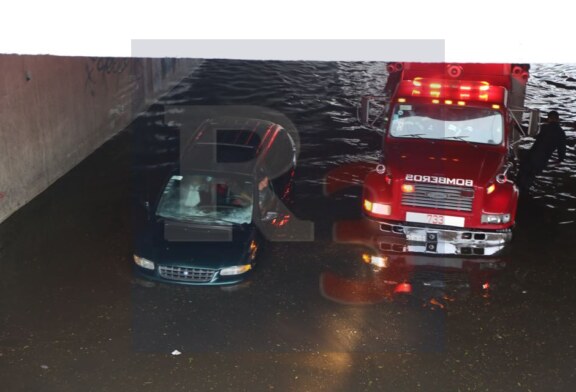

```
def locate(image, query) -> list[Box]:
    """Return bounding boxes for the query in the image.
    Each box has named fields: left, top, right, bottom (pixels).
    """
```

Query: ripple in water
left=154, top=60, right=575, bottom=215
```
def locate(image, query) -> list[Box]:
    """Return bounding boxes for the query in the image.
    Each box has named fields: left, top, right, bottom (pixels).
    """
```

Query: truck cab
left=360, top=63, right=533, bottom=256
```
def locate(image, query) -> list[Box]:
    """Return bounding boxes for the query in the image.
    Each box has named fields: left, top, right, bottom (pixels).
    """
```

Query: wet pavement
left=1, top=60, right=576, bottom=391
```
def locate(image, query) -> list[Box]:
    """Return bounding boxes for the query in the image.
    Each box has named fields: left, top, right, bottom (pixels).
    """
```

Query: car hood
left=134, top=219, right=255, bottom=269
left=385, top=141, right=505, bottom=186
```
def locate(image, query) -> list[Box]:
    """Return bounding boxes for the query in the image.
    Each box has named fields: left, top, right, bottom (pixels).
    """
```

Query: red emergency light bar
left=397, top=79, right=506, bottom=105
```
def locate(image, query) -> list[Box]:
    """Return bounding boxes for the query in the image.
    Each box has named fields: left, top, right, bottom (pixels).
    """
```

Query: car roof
left=180, top=117, right=285, bottom=175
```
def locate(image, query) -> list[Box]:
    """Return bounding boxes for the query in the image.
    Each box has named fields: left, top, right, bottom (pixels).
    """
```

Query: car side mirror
left=138, top=197, right=150, bottom=211
left=139, top=199, right=153, bottom=219
left=262, top=211, right=279, bottom=222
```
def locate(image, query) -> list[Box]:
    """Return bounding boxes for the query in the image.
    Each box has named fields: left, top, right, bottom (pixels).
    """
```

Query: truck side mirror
left=359, top=95, right=388, bottom=128
left=527, top=108, right=540, bottom=137
left=359, top=96, right=373, bottom=125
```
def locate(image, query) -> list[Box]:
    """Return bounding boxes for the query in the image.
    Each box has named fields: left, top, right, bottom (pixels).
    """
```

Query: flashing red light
left=397, top=79, right=505, bottom=105
left=394, top=283, right=412, bottom=294
left=482, top=282, right=490, bottom=290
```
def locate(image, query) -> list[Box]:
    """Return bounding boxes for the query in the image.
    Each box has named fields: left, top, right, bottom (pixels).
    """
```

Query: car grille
left=401, top=183, right=474, bottom=212
left=158, top=265, right=217, bottom=283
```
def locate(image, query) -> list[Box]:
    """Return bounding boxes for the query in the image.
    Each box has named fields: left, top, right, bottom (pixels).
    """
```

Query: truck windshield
left=156, top=174, right=253, bottom=225
left=390, top=104, right=503, bottom=145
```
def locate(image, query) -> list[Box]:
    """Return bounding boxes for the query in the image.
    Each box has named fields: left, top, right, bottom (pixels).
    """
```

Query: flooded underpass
left=1, top=60, right=576, bottom=391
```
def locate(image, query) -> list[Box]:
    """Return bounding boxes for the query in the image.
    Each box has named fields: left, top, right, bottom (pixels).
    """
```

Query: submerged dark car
left=133, top=117, right=297, bottom=285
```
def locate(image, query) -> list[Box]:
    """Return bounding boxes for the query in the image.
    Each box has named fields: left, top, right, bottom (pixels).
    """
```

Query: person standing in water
left=518, top=110, right=567, bottom=191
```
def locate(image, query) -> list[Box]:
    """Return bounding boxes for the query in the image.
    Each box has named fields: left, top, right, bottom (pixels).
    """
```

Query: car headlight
left=134, top=255, right=155, bottom=270
left=481, top=214, right=510, bottom=224
left=220, top=264, right=252, bottom=276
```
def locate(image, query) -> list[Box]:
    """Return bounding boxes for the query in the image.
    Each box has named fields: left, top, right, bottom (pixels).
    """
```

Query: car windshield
left=389, top=103, right=503, bottom=145
left=156, top=174, right=253, bottom=225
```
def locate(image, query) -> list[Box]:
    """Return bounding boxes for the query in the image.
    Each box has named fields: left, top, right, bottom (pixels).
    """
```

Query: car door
left=263, top=129, right=297, bottom=202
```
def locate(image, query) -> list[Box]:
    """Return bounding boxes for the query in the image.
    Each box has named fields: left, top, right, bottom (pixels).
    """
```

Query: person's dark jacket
left=528, top=121, right=567, bottom=173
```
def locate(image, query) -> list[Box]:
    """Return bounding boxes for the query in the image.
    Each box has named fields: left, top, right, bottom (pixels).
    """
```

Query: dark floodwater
left=137, top=59, right=576, bottom=287
left=130, top=59, right=576, bottom=357
left=156, top=60, right=576, bottom=214
left=1, top=60, right=576, bottom=391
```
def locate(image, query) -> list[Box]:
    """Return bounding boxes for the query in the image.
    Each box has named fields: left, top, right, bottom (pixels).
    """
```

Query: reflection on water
left=141, top=60, right=575, bottom=212
left=323, top=217, right=509, bottom=310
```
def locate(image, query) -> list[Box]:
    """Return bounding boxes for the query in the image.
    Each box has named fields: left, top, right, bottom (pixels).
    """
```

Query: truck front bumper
left=377, top=221, right=512, bottom=256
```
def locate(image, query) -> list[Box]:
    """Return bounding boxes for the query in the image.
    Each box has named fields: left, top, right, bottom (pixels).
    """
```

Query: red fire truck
left=359, top=63, right=536, bottom=256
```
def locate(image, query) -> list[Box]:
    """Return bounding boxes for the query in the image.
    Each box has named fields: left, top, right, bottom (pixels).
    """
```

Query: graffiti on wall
left=84, top=57, right=131, bottom=96
left=95, top=58, right=130, bottom=74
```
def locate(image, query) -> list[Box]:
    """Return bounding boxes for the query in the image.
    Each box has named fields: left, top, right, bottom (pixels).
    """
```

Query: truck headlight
left=481, top=214, right=510, bottom=224
left=363, top=199, right=391, bottom=216
left=220, top=264, right=252, bottom=276
left=134, top=255, right=155, bottom=270
left=362, top=253, right=389, bottom=268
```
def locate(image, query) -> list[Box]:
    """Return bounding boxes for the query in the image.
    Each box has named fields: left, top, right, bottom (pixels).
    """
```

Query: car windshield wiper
left=204, top=217, right=246, bottom=225
left=188, top=214, right=249, bottom=226
left=156, top=213, right=182, bottom=222
left=159, top=214, right=245, bottom=226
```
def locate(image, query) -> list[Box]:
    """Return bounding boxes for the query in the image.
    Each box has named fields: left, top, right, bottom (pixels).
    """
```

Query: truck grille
left=158, top=265, right=217, bottom=283
left=401, top=183, right=474, bottom=212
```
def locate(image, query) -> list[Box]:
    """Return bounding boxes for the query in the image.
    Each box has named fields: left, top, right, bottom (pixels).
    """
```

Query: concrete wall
left=0, top=55, right=202, bottom=224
